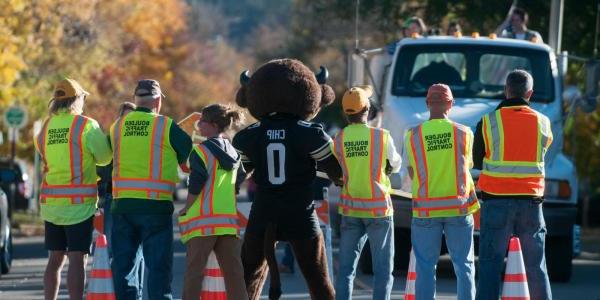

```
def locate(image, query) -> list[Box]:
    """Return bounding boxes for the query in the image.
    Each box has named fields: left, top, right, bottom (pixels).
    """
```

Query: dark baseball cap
left=134, top=79, right=165, bottom=100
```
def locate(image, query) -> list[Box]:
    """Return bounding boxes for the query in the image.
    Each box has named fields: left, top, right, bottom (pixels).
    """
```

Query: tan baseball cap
left=53, top=78, right=89, bottom=101
left=342, top=85, right=373, bottom=115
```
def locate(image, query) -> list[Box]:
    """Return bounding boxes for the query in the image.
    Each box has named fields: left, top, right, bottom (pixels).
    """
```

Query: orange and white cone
left=200, top=251, right=227, bottom=300
left=404, top=248, right=416, bottom=300
left=501, top=237, right=530, bottom=300
left=87, top=234, right=115, bottom=300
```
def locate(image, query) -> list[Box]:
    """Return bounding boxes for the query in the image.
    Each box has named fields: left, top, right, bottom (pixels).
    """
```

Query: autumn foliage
left=1, top=0, right=249, bottom=157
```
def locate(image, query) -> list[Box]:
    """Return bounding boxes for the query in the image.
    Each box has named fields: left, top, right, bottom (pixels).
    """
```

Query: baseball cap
left=134, top=79, right=165, bottom=100
left=426, top=84, right=453, bottom=103
left=53, top=78, right=89, bottom=101
left=342, top=85, right=373, bottom=115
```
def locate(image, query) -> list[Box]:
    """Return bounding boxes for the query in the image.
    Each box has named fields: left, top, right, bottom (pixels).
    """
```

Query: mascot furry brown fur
left=233, top=59, right=342, bottom=300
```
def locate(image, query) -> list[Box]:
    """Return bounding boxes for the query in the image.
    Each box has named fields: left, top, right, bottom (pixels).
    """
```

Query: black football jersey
left=233, top=113, right=333, bottom=189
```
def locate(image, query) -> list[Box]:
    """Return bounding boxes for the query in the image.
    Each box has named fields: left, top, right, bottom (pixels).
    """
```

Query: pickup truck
left=348, top=35, right=598, bottom=282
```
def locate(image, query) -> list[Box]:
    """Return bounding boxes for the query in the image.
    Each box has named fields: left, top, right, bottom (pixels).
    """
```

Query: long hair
left=48, top=95, right=84, bottom=115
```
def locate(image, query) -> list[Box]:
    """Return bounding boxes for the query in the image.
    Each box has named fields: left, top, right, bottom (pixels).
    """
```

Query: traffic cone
left=404, top=248, right=416, bottom=300
left=87, top=234, right=115, bottom=300
left=200, top=251, right=227, bottom=300
left=501, top=237, right=530, bottom=300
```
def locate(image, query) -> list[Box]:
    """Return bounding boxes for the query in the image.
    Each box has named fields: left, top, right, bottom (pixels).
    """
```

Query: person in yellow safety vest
left=332, top=86, right=402, bottom=300
left=404, top=84, right=480, bottom=300
left=474, top=70, right=553, bottom=300
left=34, top=78, right=112, bottom=300
left=177, top=104, right=249, bottom=300
left=109, top=79, right=192, bottom=300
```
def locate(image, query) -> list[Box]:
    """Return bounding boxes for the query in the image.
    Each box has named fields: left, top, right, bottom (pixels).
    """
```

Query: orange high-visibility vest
left=332, top=124, right=393, bottom=218
left=477, top=105, right=553, bottom=196
left=405, top=119, right=479, bottom=218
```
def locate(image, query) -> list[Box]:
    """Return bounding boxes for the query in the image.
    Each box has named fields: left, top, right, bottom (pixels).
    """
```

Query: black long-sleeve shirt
left=473, top=97, right=541, bottom=201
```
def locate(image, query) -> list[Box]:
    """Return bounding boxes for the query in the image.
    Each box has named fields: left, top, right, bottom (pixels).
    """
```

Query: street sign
left=3, top=105, right=28, bottom=129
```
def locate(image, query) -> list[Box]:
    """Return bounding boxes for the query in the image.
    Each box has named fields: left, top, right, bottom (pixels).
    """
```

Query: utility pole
left=548, top=0, right=564, bottom=53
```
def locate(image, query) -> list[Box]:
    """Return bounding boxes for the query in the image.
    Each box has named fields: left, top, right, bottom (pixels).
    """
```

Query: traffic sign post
left=4, top=105, right=28, bottom=129
left=3, top=105, right=28, bottom=164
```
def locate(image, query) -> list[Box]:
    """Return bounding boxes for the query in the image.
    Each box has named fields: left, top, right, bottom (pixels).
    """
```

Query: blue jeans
left=336, top=215, right=394, bottom=300
left=112, top=213, right=173, bottom=300
left=411, top=215, right=475, bottom=300
left=103, top=196, right=145, bottom=298
left=476, top=199, right=551, bottom=300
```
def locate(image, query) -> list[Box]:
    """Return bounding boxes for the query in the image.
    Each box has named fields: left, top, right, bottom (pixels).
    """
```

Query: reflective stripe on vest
left=408, top=121, right=479, bottom=217
left=413, top=190, right=478, bottom=218
left=149, top=116, right=168, bottom=199
left=178, top=215, right=239, bottom=236
left=198, top=145, right=217, bottom=216
left=112, top=178, right=176, bottom=193
left=482, top=161, right=544, bottom=175
left=112, top=117, right=125, bottom=179
left=36, top=119, right=50, bottom=177
left=112, top=115, right=175, bottom=198
left=478, top=106, right=552, bottom=196
left=410, top=126, right=429, bottom=199
left=41, top=184, right=98, bottom=198
left=40, top=115, right=96, bottom=204
left=333, top=126, right=391, bottom=217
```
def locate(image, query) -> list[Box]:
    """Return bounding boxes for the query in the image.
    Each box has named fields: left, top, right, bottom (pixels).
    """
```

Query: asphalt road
left=1, top=208, right=600, bottom=299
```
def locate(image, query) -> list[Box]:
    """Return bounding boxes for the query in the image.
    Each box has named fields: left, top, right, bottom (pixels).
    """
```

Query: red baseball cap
left=426, top=84, right=453, bottom=103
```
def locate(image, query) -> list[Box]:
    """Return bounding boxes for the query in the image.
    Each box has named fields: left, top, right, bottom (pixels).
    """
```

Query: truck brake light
left=558, top=181, right=571, bottom=198
left=544, top=180, right=572, bottom=200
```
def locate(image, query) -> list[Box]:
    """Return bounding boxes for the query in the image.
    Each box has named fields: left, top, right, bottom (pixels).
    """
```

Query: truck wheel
left=546, top=235, right=573, bottom=282
left=0, top=223, right=12, bottom=274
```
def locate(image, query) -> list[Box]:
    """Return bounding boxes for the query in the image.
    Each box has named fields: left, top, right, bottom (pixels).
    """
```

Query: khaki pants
left=183, top=235, right=249, bottom=300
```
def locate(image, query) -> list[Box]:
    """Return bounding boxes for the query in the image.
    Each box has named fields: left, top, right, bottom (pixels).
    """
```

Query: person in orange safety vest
left=474, top=69, right=553, bottom=300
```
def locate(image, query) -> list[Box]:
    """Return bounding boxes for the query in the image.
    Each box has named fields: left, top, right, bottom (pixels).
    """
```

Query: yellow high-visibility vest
left=178, top=144, right=240, bottom=243
left=35, top=113, right=99, bottom=225
left=110, top=111, right=179, bottom=201
left=478, top=106, right=553, bottom=196
left=332, top=123, right=393, bottom=218
left=405, top=119, right=479, bottom=218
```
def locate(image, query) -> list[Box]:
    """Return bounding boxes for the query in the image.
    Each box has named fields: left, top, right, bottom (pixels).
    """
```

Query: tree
left=0, top=0, right=251, bottom=159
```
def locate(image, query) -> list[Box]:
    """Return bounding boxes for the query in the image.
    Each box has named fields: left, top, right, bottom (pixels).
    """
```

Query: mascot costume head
left=236, top=58, right=335, bottom=120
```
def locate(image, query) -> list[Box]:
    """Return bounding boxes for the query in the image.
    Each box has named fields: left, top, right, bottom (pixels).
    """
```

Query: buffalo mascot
left=232, top=59, right=343, bottom=300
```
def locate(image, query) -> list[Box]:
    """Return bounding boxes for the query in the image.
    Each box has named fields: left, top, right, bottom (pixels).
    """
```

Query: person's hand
left=178, top=206, right=190, bottom=216
left=334, top=178, right=344, bottom=187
